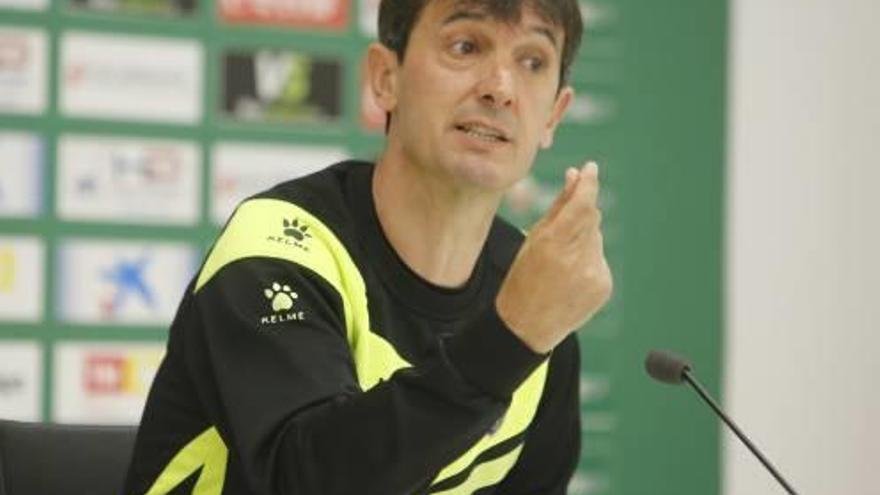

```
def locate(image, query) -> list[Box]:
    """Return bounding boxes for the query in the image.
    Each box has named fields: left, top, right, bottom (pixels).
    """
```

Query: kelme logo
left=260, top=282, right=306, bottom=325
left=266, top=218, right=311, bottom=252
left=283, top=218, right=311, bottom=241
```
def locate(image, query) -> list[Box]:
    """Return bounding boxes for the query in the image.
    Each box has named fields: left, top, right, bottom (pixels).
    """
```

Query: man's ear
left=366, top=42, right=400, bottom=113
left=540, top=86, right=574, bottom=149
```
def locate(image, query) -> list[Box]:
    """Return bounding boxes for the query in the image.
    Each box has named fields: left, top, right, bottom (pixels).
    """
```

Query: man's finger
left=542, top=166, right=580, bottom=223
left=552, top=162, right=601, bottom=235
left=579, top=161, right=600, bottom=206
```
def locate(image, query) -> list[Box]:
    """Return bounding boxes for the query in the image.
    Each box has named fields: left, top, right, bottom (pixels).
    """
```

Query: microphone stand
left=683, top=369, right=799, bottom=495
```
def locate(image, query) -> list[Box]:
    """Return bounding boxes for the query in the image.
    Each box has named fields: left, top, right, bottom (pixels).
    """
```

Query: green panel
left=614, top=1, right=727, bottom=494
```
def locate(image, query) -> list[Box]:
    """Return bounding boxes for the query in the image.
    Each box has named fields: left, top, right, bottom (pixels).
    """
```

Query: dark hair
left=378, top=0, right=584, bottom=88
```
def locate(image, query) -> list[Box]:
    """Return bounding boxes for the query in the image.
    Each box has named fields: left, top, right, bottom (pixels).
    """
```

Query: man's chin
left=446, top=157, right=522, bottom=194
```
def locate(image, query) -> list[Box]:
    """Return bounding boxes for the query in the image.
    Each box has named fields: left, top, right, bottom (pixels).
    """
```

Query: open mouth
left=454, top=123, right=511, bottom=143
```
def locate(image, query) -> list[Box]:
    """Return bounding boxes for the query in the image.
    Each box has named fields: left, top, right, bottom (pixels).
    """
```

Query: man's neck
left=372, top=152, right=502, bottom=289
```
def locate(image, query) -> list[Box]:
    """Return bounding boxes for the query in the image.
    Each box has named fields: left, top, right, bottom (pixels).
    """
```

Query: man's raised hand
left=496, top=162, right=613, bottom=354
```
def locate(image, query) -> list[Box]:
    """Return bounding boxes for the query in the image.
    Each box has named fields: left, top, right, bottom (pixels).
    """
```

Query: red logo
left=219, top=0, right=349, bottom=30
left=0, top=36, right=29, bottom=70
left=84, top=354, right=126, bottom=394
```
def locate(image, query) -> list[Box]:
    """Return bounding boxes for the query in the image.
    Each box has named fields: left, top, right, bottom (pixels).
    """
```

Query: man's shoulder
left=196, top=160, right=371, bottom=294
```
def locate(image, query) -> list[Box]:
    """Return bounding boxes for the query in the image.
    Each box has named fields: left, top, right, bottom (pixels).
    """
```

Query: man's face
left=385, top=0, right=573, bottom=193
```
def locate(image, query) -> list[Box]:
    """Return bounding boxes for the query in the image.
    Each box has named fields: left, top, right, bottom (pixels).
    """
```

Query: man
left=123, top=0, right=611, bottom=493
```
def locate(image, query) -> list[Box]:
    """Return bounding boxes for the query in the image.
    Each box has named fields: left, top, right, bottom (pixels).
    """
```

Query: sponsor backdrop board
left=0, top=1, right=726, bottom=494
left=0, top=27, right=48, bottom=114
left=0, top=131, right=44, bottom=217
left=56, top=134, right=201, bottom=225
left=0, top=341, right=42, bottom=421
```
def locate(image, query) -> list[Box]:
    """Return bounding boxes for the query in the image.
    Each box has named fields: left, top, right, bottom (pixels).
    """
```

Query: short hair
left=378, top=0, right=584, bottom=88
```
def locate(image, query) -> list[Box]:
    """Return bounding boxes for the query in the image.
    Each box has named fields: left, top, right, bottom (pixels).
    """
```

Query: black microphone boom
left=645, top=350, right=799, bottom=495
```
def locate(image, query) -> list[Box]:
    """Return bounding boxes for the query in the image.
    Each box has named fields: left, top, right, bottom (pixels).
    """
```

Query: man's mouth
left=454, top=122, right=511, bottom=143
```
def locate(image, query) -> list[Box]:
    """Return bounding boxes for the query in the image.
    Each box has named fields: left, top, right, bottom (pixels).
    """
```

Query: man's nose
left=476, top=57, right=515, bottom=109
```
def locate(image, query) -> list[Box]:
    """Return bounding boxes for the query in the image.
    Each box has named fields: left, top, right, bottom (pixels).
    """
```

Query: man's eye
left=451, top=40, right=478, bottom=55
left=523, top=57, right=546, bottom=72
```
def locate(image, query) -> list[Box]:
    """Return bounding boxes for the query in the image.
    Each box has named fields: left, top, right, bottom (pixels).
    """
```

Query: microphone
left=645, top=350, right=799, bottom=495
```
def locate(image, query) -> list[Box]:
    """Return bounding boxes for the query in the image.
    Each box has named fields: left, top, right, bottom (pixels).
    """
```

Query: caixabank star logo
left=260, top=282, right=306, bottom=326
left=266, top=218, right=312, bottom=252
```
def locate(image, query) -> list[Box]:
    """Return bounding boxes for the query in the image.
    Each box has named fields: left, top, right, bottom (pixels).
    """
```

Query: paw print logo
left=264, top=282, right=298, bottom=312
left=283, top=219, right=311, bottom=242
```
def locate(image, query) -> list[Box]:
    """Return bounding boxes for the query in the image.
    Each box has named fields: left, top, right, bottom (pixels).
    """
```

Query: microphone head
left=645, top=350, right=692, bottom=385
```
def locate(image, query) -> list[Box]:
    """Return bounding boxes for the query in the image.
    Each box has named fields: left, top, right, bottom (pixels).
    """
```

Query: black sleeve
left=485, top=335, right=582, bottom=495
left=184, top=257, right=546, bottom=495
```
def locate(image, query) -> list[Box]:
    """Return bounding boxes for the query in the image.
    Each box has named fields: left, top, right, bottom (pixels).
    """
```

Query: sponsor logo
left=579, top=373, right=611, bottom=404
left=0, top=29, right=47, bottom=114
left=0, top=237, right=45, bottom=322
left=580, top=1, right=618, bottom=30
left=70, top=148, right=182, bottom=194
left=0, top=0, right=49, bottom=10
left=110, top=148, right=184, bottom=189
left=0, top=35, right=28, bottom=70
left=221, top=49, right=342, bottom=125
left=564, top=92, right=616, bottom=125
left=57, top=135, right=200, bottom=225
left=99, top=254, right=157, bottom=320
left=267, top=218, right=312, bottom=251
left=0, top=374, right=24, bottom=396
left=260, top=282, right=305, bottom=325
left=83, top=351, right=159, bottom=396
left=567, top=471, right=611, bottom=495
left=58, top=239, right=195, bottom=325
left=70, top=0, right=195, bottom=16
left=0, top=247, right=15, bottom=292
left=60, top=32, right=203, bottom=124
left=219, top=0, right=349, bottom=30
left=0, top=342, right=42, bottom=421
left=54, top=343, right=164, bottom=424
left=65, top=63, right=186, bottom=90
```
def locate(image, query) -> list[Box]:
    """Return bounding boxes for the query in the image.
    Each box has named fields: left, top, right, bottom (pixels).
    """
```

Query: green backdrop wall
left=0, top=0, right=727, bottom=493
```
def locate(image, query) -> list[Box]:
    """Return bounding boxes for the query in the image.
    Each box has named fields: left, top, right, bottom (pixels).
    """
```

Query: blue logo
left=100, top=255, right=156, bottom=317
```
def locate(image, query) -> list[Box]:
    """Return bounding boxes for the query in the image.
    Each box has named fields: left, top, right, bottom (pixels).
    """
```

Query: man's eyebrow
left=441, top=9, right=487, bottom=27
left=441, top=10, right=559, bottom=53
left=529, top=25, right=559, bottom=53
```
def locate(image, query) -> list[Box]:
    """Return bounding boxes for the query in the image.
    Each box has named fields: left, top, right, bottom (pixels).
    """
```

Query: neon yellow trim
left=194, top=198, right=411, bottom=390
left=144, top=427, right=228, bottom=495
left=193, top=198, right=547, bottom=493
left=431, top=445, right=525, bottom=495
left=431, top=361, right=547, bottom=485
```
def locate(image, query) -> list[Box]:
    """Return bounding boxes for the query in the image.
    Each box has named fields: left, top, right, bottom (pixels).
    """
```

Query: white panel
left=0, top=131, right=44, bottom=217
left=725, top=0, right=880, bottom=494
left=210, top=141, right=347, bottom=224
left=57, top=134, right=201, bottom=225
left=0, top=0, right=49, bottom=9
left=0, top=341, right=42, bottom=421
left=0, top=236, right=45, bottom=322
left=53, top=342, right=164, bottom=425
left=358, top=0, right=379, bottom=37
left=0, top=27, right=48, bottom=114
left=59, top=31, right=203, bottom=124
left=57, top=239, right=197, bottom=325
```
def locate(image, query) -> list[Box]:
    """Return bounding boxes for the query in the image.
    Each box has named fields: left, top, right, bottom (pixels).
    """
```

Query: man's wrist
left=445, top=304, right=548, bottom=400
